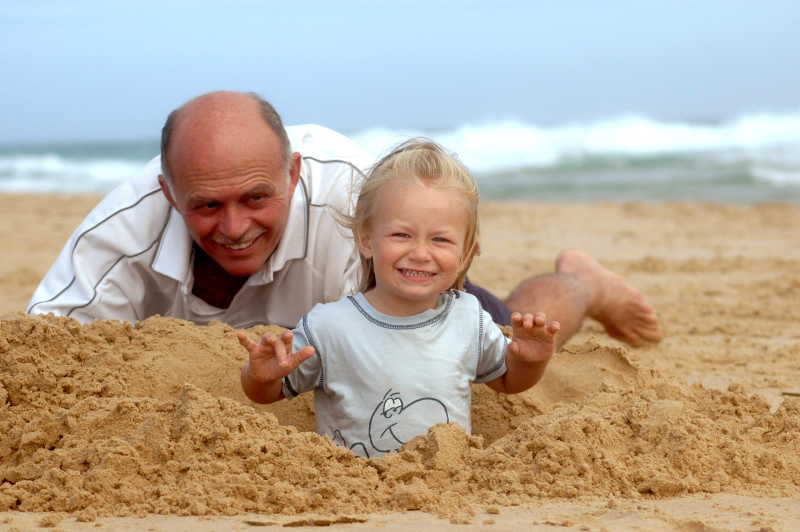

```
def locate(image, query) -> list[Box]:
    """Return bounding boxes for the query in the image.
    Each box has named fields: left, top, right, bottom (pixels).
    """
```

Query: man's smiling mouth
left=223, top=240, right=256, bottom=250
left=214, top=230, right=266, bottom=251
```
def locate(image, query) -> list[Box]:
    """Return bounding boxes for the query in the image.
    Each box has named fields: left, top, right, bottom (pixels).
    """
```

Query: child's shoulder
left=298, top=296, right=359, bottom=340
left=448, top=289, right=481, bottom=309
left=307, top=295, right=358, bottom=317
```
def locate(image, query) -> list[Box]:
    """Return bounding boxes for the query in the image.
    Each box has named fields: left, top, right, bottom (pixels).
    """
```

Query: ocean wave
left=1, top=112, right=799, bottom=196
left=0, top=154, right=145, bottom=193
left=351, top=112, right=800, bottom=178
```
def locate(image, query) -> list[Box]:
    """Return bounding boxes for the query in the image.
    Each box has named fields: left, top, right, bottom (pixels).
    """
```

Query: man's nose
left=219, top=205, right=249, bottom=240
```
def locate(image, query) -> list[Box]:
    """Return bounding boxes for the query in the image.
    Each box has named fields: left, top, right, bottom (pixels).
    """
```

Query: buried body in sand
left=0, top=198, right=800, bottom=530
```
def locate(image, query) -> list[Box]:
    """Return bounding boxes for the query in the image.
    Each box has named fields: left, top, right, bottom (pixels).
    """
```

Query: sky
left=2, top=1, right=800, bottom=144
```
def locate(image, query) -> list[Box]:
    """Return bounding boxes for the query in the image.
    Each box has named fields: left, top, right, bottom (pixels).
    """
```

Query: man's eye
left=194, top=202, right=220, bottom=211
left=247, top=193, right=272, bottom=206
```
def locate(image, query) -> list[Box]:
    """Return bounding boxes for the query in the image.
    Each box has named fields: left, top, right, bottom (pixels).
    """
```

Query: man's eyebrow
left=246, top=183, right=277, bottom=195
left=186, top=194, right=216, bottom=206
left=186, top=183, right=277, bottom=205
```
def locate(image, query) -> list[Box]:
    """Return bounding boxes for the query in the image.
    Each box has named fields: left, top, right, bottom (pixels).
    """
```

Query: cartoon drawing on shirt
left=331, top=429, right=368, bottom=458
left=329, top=389, right=449, bottom=458
left=367, top=389, right=449, bottom=454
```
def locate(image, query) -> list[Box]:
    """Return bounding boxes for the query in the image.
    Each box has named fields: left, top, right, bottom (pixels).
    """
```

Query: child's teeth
left=404, top=269, right=433, bottom=278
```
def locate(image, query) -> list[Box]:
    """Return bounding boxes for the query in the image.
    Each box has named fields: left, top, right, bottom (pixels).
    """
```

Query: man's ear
left=159, top=175, right=178, bottom=209
left=287, top=152, right=302, bottom=197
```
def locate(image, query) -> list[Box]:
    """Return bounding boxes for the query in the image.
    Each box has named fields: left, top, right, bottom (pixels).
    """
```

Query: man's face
left=163, top=125, right=300, bottom=278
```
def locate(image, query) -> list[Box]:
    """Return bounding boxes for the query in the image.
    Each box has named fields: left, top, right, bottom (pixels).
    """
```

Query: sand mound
left=1, top=314, right=798, bottom=518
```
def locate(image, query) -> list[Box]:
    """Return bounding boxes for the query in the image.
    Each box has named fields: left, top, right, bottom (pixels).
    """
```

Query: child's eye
left=392, top=233, right=410, bottom=238
left=433, top=236, right=452, bottom=243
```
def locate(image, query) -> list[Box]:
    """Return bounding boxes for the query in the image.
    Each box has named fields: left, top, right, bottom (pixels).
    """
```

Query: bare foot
left=556, top=249, right=662, bottom=346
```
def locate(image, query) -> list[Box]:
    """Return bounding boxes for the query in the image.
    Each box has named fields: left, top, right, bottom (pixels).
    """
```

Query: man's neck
left=191, top=245, right=249, bottom=309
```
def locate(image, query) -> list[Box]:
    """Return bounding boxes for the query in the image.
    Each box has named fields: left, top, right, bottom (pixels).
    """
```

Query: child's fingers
left=548, top=321, right=561, bottom=334
left=237, top=331, right=257, bottom=351
left=255, top=335, right=289, bottom=373
left=296, top=346, right=316, bottom=364
left=276, top=345, right=314, bottom=375
left=513, top=312, right=536, bottom=329
left=259, top=333, right=278, bottom=348
left=281, top=330, right=294, bottom=353
left=524, top=313, right=535, bottom=328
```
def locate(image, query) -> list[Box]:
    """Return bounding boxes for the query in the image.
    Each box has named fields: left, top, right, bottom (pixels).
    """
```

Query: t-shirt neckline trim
left=347, top=291, right=456, bottom=329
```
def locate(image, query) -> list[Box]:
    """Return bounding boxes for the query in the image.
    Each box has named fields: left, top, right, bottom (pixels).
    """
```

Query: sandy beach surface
left=0, top=195, right=798, bottom=531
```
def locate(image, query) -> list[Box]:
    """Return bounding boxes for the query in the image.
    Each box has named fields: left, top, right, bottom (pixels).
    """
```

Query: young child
left=238, top=139, right=560, bottom=458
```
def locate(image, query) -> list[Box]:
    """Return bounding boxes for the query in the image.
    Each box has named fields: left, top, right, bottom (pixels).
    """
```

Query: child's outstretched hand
left=237, top=330, right=315, bottom=384
left=508, top=311, right=560, bottom=364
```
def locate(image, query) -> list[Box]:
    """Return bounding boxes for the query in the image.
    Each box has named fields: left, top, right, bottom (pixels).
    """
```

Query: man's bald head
left=156, top=90, right=303, bottom=279
left=160, top=91, right=291, bottom=186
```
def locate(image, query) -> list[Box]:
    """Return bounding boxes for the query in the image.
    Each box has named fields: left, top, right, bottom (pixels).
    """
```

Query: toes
left=638, top=324, right=663, bottom=343
left=604, top=323, right=643, bottom=347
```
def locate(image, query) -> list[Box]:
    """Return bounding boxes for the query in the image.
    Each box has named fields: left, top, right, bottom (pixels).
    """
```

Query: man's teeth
left=222, top=240, right=254, bottom=250
left=401, top=269, right=434, bottom=278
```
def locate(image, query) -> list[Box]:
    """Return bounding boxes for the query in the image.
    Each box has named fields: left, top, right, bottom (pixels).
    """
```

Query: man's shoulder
left=289, top=125, right=372, bottom=178
left=77, top=157, right=173, bottom=242
left=287, top=124, right=371, bottom=165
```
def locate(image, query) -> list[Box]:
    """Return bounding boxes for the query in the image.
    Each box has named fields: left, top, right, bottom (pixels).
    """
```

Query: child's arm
left=238, top=330, right=316, bottom=404
left=486, top=312, right=560, bottom=394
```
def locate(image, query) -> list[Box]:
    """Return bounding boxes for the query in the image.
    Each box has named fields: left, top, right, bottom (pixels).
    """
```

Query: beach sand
left=0, top=195, right=798, bottom=531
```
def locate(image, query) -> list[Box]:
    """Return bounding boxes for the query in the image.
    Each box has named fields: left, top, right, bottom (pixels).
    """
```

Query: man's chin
left=213, top=255, right=266, bottom=278
left=221, top=258, right=265, bottom=277
left=208, top=244, right=272, bottom=277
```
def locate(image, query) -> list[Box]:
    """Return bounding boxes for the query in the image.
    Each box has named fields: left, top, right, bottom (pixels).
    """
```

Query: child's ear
left=356, top=228, right=373, bottom=259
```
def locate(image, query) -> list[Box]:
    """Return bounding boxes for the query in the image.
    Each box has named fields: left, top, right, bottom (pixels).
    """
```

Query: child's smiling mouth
left=398, top=268, right=436, bottom=281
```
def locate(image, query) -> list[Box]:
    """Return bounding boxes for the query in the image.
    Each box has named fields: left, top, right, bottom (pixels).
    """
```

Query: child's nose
left=408, top=242, right=432, bottom=261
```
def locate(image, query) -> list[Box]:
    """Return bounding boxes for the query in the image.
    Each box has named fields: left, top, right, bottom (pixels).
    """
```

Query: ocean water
left=2, top=113, right=800, bottom=202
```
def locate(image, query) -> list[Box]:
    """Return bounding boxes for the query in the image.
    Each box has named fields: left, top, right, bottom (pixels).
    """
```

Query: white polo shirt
left=27, top=125, right=371, bottom=328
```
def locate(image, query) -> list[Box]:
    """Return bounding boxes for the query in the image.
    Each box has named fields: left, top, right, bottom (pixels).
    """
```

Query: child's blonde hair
left=352, top=138, right=480, bottom=292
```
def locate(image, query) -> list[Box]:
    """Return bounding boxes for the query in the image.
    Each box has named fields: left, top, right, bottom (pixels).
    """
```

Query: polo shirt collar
left=151, top=206, right=193, bottom=283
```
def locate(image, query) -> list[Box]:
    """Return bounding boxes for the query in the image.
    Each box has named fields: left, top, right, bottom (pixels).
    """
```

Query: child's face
left=358, top=179, right=469, bottom=316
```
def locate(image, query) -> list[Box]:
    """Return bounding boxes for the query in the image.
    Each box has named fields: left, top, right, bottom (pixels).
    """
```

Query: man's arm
left=28, top=163, right=173, bottom=322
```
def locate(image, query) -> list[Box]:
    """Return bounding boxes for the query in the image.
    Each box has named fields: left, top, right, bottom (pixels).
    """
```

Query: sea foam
left=1, top=111, right=799, bottom=197
left=352, top=111, right=800, bottom=176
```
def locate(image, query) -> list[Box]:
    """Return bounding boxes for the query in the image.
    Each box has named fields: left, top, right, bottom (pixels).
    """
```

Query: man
left=29, top=91, right=661, bottom=348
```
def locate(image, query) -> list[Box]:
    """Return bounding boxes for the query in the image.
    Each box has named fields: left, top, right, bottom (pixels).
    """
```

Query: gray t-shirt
left=283, top=290, right=509, bottom=458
